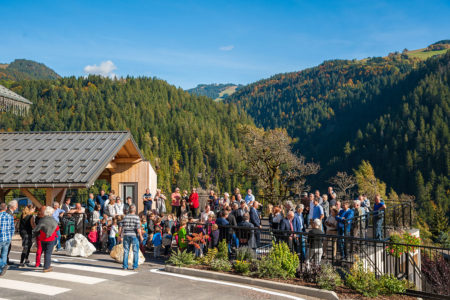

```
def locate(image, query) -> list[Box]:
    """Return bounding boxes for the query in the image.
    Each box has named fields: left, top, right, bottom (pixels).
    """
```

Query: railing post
left=383, top=211, right=386, bottom=239
left=409, top=202, right=412, bottom=228
left=402, top=204, right=405, bottom=228
left=393, top=206, right=397, bottom=228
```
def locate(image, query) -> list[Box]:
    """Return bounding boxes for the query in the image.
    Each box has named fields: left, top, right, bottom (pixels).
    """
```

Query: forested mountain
left=0, top=76, right=252, bottom=193
left=0, top=59, right=60, bottom=81
left=227, top=50, right=450, bottom=226
left=187, top=83, right=242, bottom=100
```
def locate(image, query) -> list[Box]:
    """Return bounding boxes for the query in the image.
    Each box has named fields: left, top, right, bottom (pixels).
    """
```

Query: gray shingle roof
left=0, top=84, right=33, bottom=105
left=0, top=131, right=143, bottom=188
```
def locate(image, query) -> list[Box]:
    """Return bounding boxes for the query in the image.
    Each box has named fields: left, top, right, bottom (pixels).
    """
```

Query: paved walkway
left=2, top=249, right=317, bottom=300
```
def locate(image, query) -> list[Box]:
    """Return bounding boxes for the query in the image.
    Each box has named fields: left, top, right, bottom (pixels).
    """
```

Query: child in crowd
left=210, top=224, right=220, bottom=249
left=100, top=225, right=108, bottom=252
left=162, top=226, right=173, bottom=256
left=140, top=215, right=148, bottom=253
left=152, top=227, right=162, bottom=258
left=88, top=226, right=99, bottom=249
left=109, top=219, right=118, bottom=251
left=93, top=204, right=101, bottom=224
left=174, top=219, right=187, bottom=251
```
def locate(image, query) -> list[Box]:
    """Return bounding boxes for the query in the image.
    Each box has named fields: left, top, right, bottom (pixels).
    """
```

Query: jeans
left=338, top=228, right=350, bottom=259
left=374, top=217, right=383, bottom=240
left=108, top=237, right=117, bottom=251
left=0, top=240, right=11, bottom=272
left=41, top=240, right=56, bottom=270
left=56, top=229, right=62, bottom=250
left=123, top=235, right=139, bottom=270
left=144, top=201, right=153, bottom=216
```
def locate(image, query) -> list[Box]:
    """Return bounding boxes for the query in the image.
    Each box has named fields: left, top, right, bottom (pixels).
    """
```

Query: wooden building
left=0, top=84, right=32, bottom=115
left=0, top=131, right=157, bottom=213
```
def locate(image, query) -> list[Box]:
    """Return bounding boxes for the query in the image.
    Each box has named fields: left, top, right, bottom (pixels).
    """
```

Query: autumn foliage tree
left=238, top=125, right=319, bottom=203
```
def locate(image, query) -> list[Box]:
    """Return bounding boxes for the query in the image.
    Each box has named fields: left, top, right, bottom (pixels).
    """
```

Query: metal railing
left=184, top=222, right=450, bottom=299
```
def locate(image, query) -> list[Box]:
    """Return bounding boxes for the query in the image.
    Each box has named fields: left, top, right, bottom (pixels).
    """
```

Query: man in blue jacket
left=96, top=190, right=108, bottom=215
left=249, top=201, right=261, bottom=248
left=280, top=211, right=304, bottom=258
left=336, top=201, right=354, bottom=260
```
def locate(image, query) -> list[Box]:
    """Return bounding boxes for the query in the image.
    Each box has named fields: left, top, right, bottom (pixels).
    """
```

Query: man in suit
left=294, top=204, right=306, bottom=261
left=237, top=213, right=256, bottom=249
left=249, top=201, right=261, bottom=248
left=280, top=211, right=303, bottom=256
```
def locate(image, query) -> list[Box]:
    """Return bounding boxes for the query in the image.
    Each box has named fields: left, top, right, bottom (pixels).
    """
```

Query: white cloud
left=219, top=45, right=234, bottom=51
left=83, top=60, right=117, bottom=78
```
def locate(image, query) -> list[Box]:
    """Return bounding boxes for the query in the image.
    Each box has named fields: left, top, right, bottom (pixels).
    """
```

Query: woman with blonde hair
left=19, top=204, right=35, bottom=267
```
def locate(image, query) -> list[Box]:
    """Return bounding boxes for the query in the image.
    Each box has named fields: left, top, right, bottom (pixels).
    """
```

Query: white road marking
left=11, top=251, right=99, bottom=262
left=0, top=278, right=70, bottom=296
left=150, top=269, right=305, bottom=300
left=52, top=263, right=134, bottom=276
left=22, top=270, right=107, bottom=285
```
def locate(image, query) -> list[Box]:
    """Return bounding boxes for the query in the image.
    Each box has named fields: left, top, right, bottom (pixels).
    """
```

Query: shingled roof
left=0, top=131, right=144, bottom=188
left=0, top=84, right=32, bottom=105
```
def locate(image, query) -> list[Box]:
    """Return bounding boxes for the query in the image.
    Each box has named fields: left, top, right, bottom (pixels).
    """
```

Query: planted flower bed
left=167, top=240, right=414, bottom=299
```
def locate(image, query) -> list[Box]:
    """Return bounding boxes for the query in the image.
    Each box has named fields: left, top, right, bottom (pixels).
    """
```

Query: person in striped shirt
left=0, top=202, right=15, bottom=276
left=118, top=205, right=143, bottom=270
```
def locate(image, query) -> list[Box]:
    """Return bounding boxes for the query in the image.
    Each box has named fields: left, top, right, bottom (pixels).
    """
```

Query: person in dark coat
left=19, top=205, right=35, bottom=267
left=237, top=213, right=256, bottom=249
left=249, top=201, right=261, bottom=248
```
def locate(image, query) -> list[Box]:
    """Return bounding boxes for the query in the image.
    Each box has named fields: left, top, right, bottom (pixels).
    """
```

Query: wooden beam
left=113, top=157, right=142, bottom=164
left=45, top=188, right=54, bottom=206
left=20, top=188, right=43, bottom=208
left=106, top=162, right=117, bottom=170
left=55, top=188, right=67, bottom=205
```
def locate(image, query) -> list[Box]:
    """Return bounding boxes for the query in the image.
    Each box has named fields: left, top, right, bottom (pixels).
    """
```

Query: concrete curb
left=164, top=265, right=339, bottom=300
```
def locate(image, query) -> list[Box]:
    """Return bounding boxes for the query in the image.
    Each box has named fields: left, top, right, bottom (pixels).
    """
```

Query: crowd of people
left=0, top=186, right=387, bottom=275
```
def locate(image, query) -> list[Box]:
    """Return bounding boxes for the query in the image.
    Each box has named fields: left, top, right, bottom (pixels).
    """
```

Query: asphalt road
left=1, top=250, right=314, bottom=300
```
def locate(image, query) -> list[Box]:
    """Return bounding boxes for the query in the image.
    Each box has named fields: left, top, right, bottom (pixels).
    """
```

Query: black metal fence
left=343, top=201, right=413, bottom=240
left=186, top=222, right=449, bottom=299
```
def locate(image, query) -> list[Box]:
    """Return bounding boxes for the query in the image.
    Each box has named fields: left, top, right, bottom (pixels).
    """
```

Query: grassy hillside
left=187, top=83, right=242, bottom=100
left=0, top=59, right=60, bottom=81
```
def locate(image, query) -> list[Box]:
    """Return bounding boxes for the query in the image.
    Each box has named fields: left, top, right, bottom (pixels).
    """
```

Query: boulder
left=65, top=234, right=97, bottom=257
left=110, top=243, right=145, bottom=266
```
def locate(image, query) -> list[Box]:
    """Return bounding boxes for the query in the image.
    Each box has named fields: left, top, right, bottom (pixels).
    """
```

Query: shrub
left=236, top=246, right=254, bottom=261
left=198, top=248, right=218, bottom=265
left=379, top=274, right=408, bottom=295
left=167, top=249, right=197, bottom=267
left=210, top=258, right=232, bottom=272
left=299, top=263, right=322, bottom=283
left=216, top=239, right=228, bottom=260
left=346, top=260, right=381, bottom=297
left=421, top=254, right=450, bottom=295
left=256, top=242, right=299, bottom=279
left=317, top=264, right=342, bottom=291
left=234, top=260, right=251, bottom=275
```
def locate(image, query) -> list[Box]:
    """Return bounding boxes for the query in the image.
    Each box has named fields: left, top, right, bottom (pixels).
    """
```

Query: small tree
left=354, top=160, right=386, bottom=199
left=328, top=171, right=356, bottom=199
left=238, top=125, right=319, bottom=204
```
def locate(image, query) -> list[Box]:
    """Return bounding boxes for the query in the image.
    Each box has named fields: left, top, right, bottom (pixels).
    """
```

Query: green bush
left=234, top=260, right=251, bottom=275
left=167, top=249, right=197, bottom=267
left=379, top=274, right=408, bottom=295
left=345, top=259, right=410, bottom=297
left=256, top=242, right=299, bottom=279
left=210, top=258, right=232, bottom=272
left=198, top=248, right=218, bottom=265
left=317, top=264, right=342, bottom=291
left=236, top=246, right=254, bottom=261
left=346, top=261, right=381, bottom=297
left=216, top=239, right=229, bottom=260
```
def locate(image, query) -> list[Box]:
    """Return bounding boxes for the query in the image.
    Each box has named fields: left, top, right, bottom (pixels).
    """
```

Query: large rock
left=110, top=243, right=145, bottom=266
left=65, top=234, right=97, bottom=257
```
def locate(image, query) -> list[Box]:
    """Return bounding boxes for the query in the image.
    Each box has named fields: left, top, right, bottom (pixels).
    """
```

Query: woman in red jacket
left=188, top=188, right=199, bottom=219
left=33, top=206, right=59, bottom=272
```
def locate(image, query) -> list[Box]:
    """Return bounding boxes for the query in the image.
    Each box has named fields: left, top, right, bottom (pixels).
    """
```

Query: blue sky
left=1, top=0, right=449, bottom=88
